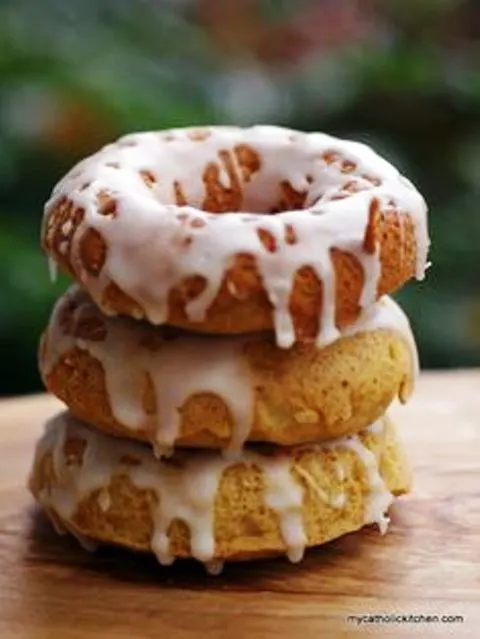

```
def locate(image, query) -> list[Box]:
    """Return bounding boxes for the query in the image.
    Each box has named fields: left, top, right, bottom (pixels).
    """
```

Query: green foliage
left=0, top=223, right=69, bottom=395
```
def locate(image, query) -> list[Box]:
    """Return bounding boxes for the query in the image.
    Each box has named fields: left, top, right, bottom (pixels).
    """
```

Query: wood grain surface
left=1, top=370, right=479, bottom=638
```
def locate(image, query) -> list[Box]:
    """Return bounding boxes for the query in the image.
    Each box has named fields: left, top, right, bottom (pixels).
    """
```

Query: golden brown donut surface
left=39, top=286, right=417, bottom=452
left=41, top=125, right=429, bottom=347
left=28, top=411, right=411, bottom=571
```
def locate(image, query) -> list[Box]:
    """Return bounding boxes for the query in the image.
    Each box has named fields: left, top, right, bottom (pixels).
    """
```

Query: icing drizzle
left=32, top=412, right=393, bottom=573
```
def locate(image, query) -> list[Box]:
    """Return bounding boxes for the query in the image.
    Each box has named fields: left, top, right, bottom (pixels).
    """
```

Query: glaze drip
left=31, top=412, right=393, bottom=573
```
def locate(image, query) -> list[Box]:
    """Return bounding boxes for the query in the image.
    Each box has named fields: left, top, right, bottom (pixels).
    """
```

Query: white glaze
left=43, top=125, right=430, bottom=349
left=330, top=435, right=392, bottom=534
left=31, top=411, right=393, bottom=572
left=262, top=458, right=306, bottom=563
left=294, top=465, right=345, bottom=511
left=294, top=465, right=329, bottom=503
left=42, top=287, right=419, bottom=453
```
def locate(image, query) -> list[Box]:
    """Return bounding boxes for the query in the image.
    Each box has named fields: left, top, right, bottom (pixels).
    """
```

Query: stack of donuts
left=29, top=125, right=430, bottom=574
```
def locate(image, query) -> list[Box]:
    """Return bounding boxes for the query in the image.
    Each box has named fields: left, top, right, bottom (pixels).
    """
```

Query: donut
left=41, top=125, right=430, bottom=348
left=28, top=411, right=411, bottom=571
left=39, top=285, right=417, bottom=453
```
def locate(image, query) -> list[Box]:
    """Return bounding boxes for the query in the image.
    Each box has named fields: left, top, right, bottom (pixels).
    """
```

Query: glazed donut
left=39, top=285, right=417, bottom=453
left=28, top=411, right=411, bottom=571
left=41, top=125, right=430, bottom=347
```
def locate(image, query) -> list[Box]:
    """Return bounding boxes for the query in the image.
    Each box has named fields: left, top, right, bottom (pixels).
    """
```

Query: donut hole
left=147, top=140, right=371, bottom=217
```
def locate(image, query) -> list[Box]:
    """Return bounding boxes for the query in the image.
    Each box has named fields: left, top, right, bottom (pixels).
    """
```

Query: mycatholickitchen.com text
left=346, top=612, right=464, bottom=626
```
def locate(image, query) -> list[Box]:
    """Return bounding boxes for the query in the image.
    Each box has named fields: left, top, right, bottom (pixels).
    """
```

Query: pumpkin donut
left=28, top=411, right=411, bottom=572
left=41, top=125, right=430, bottom=347
left=39, top=285, right=417, bottom=454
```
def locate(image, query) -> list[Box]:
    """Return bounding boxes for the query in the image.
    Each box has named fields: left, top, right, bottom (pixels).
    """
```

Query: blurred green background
left=1, top=0, right=479, bottom=397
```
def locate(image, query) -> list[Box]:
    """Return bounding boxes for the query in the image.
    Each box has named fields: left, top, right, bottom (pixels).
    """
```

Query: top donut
left=41, top=125, right=430, bottom=347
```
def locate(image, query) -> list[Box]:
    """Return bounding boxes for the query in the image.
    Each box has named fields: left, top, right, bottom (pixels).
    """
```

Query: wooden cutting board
left=1, top=370, right=479, bottom=638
